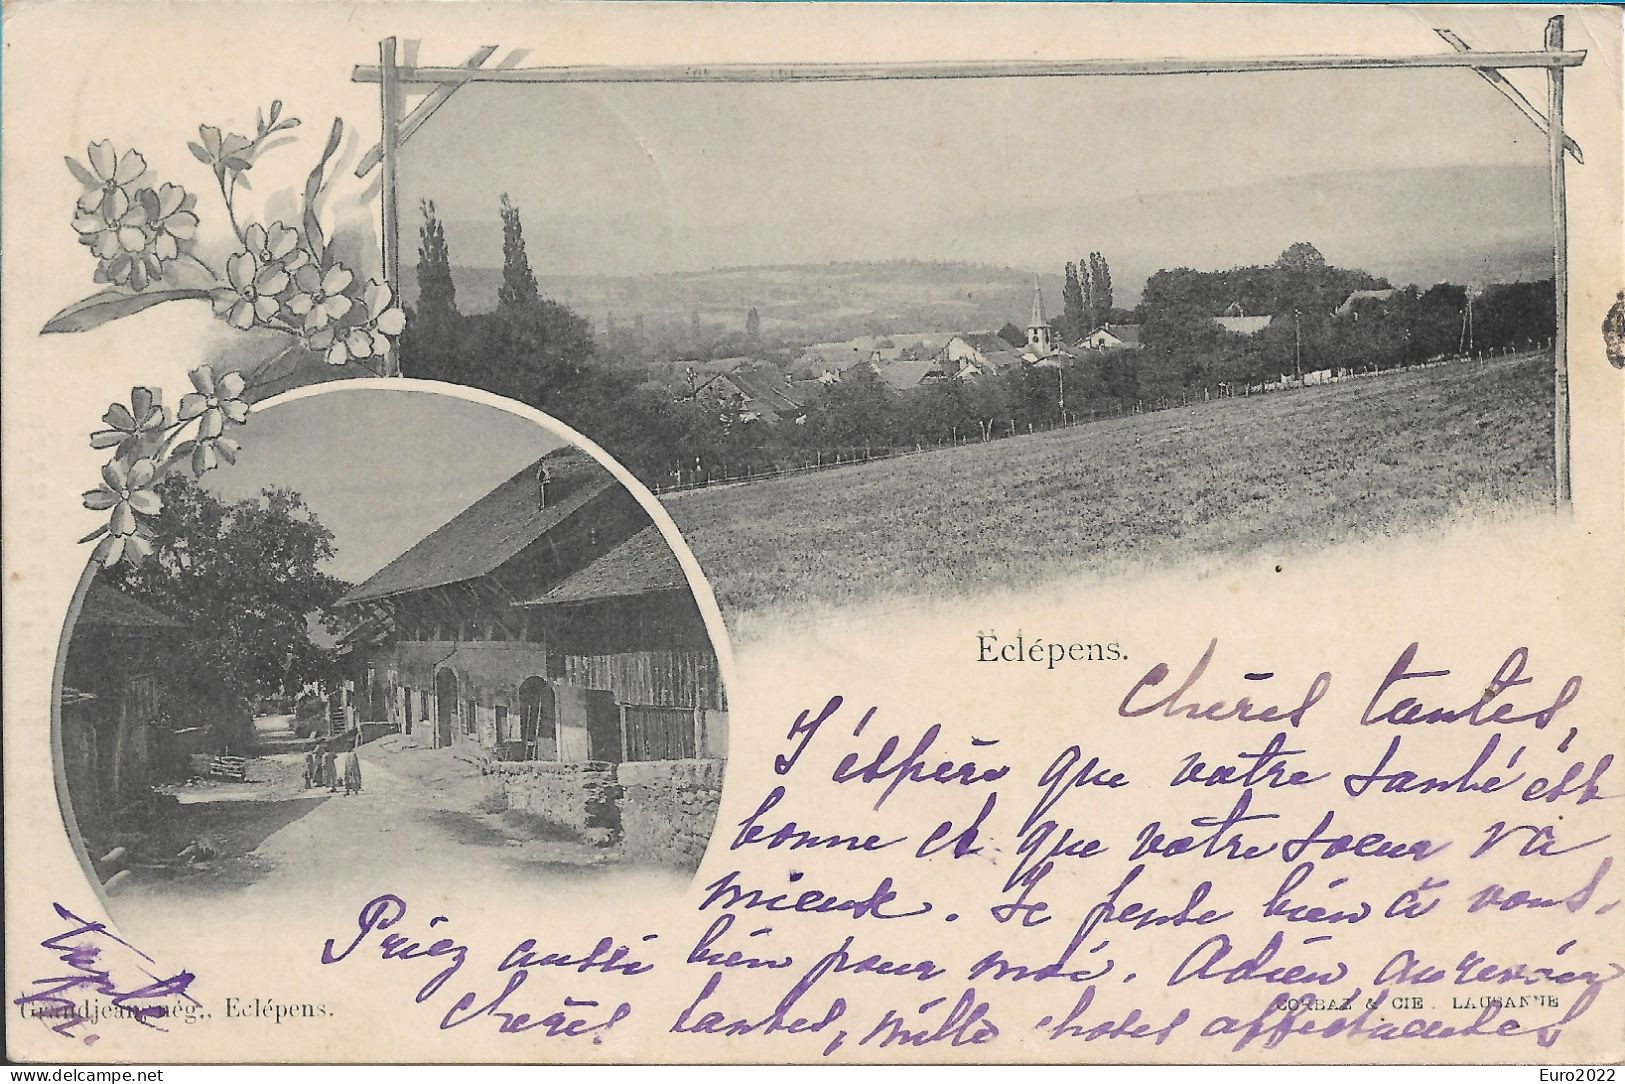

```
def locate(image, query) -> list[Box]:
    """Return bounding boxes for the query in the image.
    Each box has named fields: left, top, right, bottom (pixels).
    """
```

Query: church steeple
left=1026, top=276, right=1055, bottom=355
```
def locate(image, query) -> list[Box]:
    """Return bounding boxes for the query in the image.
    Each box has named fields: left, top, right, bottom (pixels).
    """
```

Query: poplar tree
left=415, top=199, right=458, bottom=325
left=1061, top=263, right=1086, bottom=341
left=497, top=193, right=540, bottom=310
left=1090, top=252, right=1115, bottom=324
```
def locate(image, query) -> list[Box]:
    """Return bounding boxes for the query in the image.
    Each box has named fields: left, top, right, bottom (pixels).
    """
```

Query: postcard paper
left=3, top=1, right=1623, bottom=1066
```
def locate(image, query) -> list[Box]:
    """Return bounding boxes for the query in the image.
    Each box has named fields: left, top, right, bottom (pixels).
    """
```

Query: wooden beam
left=1435, top=29, right=1582, bottom=163
left=378, top=37, right=402, bottom=377
left=355, top=46, right=500, bottom=178
left=1546, top=16, right=1571, bottom=508
left=353, top=49, right=1586, bottom=86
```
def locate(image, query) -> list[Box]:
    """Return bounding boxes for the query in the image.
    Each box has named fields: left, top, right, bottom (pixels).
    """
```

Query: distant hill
left=402, top=260, right=1062, bottom=345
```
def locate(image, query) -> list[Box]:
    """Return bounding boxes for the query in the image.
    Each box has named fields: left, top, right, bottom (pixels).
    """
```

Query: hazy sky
left=399, top=66, right=1551, bottom=279
left=203, top=392, right=562, bottom=586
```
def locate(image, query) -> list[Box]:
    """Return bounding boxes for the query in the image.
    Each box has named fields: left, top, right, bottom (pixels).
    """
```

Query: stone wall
left=618, top=759, right=724, bottom=868
left=494, top=760, right=620, bottom=842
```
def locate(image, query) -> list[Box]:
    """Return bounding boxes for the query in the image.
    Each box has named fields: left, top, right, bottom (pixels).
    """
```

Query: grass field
left=663, top=352, right=1555, bottom=628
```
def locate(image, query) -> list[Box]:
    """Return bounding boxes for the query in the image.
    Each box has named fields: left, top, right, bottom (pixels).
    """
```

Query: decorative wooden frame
left=353, top=18, right=1586, bottom=503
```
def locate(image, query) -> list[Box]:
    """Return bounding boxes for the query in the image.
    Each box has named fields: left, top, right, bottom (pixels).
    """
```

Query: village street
left=104, top=716, right=692, bottom=948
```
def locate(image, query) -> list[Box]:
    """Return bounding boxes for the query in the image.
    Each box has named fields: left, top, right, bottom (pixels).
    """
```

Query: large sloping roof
left=78, top=581, right=182, bottom=629
left=1335, top=289, right=1397, bottom=317
left=1213, top=315, right=1275, bottom=336
left=522, top=526, right=688, bottom=606
left=340, top=448, right=615, bottom=605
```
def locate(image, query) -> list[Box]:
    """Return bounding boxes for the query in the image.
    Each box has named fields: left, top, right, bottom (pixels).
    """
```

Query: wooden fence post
left=379, top=37, right=402, bottom=377
left=1546, top=15, right=1571, bottom=507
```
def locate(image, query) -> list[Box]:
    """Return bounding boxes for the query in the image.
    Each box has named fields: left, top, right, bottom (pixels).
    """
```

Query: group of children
left=305, top=737, right=364, bottom=795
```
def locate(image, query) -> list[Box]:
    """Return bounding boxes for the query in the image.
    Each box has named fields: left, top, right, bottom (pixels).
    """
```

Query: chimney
left=536, top=465, right=551, bottom=510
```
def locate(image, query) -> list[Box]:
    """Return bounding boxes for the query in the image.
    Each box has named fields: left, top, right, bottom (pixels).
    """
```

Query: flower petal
left=198, top=410, right=224, bottom=439
left=118, top=225, right=148, bottom=252
left=325, top=341, right=349, bottom=366
left=90, top=429, right=126, bottom=450
left=103, top=402, right=136, bottom=431
left=83, top=487, right=118, bottom=510
left=165, top=211, right=198, bottom=240
left=73, top=212, right=105, bottom=236
left=177, top=392, right=208, bottom=421
left=192, top=442, right=218, bottom=475
left=246, top=222, right=267, bottom=255
left=322, top=264, right=353, bottom=295
left=254, top=295, right=282, bottom=322
left=92, top=231, right=121, bottom=259
left=126, top=458, right=157, bottom=488
left=112, top=149, right=147, bottom=185
left=286, top=294, right=313, bottom=316
left=101, top=459, right=128, bottom=489
left=151, top=232, right=178, bottom=262
left=126, top=490, right=161, bottom=515
left=225, top=251, right=257, bottom=292
left=87, top=140, right=116, bottom=181
left=229, top=300, right=255, bottom=330
left=222, top=399, right=250, bottom=424
left=94, top=534, right=126, bottom=568
left=124, top=535, right=154, bottom=563
left=157, top=183, right=185, bottom=218
left=217, top=371, right=246, bottom=399
left=375, top=307, right=407, bottom=336
left=255, top=267, right=289, bottom=296
left=111, top=503, right=137, bottom=537
left=267, top=225, right=299, bottom=260
left=101, top=187, right=129, bottom=221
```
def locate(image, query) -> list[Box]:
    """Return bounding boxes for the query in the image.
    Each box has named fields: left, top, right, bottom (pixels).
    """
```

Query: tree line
left=400, top=203, right=1555, bottom=487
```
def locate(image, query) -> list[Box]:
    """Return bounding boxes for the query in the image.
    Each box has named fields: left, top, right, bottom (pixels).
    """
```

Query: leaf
left=302, top=118, right=343, bottom=265
left=64, top=156, right=97, bottom=188
left=41, top=287, right=212, bottom=334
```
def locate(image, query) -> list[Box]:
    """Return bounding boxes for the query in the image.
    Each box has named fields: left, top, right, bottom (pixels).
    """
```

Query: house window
left=464, top=698, right=477, bottom=736
left=495, top=705, right=509, bottom=741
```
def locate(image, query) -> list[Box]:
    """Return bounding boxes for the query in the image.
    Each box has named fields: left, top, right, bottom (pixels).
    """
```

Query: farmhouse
left=1080, top=323, right=1143, bottom=350
left=1212, top=305, right=1275, bottom=336
left=335, top=448, right=725, bottom=766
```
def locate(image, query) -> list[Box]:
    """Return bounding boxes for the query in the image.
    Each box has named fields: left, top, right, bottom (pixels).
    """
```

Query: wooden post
left=379, top=37, right=403, bottom=378
left=1546, top=15, right=1570, bottom=507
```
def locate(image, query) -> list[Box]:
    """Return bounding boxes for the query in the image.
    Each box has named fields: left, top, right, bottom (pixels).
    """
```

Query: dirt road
left=105, top=717, right=691, bottom=939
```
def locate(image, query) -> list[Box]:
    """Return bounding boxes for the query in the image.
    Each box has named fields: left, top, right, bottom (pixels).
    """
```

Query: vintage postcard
left=3, top=0, right=1623, bottom=1069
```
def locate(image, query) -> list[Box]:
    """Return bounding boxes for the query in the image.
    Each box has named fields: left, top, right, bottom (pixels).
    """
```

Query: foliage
left=1061, top=263, right=1086, bottom=342
left=105, top=474, right=349, bottom=704
left=497, top=193, right=540, bottom=310
left=416, top=198, right=457, bottom=326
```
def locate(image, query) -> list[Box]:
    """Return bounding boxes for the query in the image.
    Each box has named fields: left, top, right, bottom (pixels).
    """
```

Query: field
left=663, top=351, right=1555, bottom=629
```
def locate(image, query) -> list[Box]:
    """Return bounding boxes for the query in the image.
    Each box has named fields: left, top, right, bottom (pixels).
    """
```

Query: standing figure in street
left=322, top=744, right=339, bottom=793
left=343, top=738, right=363, bottom=795
left=303, top=744, right=319, bottom=789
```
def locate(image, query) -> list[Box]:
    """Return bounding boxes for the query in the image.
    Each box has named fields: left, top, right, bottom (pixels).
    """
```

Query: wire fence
left=650, top=344, right=1549, bottom=495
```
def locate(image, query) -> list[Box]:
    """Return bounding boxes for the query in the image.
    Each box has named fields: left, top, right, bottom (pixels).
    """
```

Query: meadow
left=662, top=351, right=1555, bottom=629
